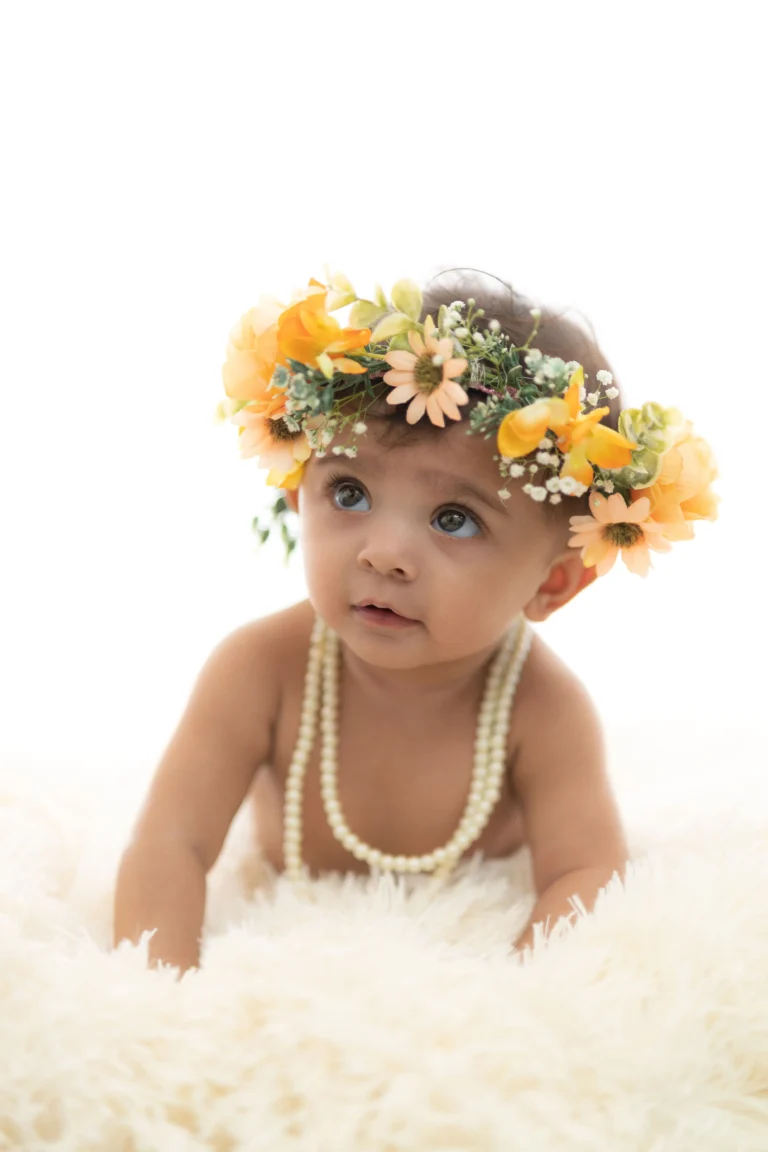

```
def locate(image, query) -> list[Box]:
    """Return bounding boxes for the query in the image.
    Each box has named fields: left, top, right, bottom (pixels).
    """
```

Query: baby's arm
left=113, top=619, right=279, bottom=976
left=510, top=642, right=629, bottom=954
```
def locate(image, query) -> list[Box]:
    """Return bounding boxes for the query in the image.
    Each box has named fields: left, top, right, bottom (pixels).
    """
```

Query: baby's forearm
left=513, top=865, right=621, bottom=954
left=113, top=840, right=206, bottom=976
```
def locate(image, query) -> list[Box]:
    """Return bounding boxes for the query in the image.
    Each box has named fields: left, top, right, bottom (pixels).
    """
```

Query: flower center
left=413, top=354, right=444, bottom=394
left=603, top=522, right=644, bottom=548
left=271, top=416, right=302, bottom=442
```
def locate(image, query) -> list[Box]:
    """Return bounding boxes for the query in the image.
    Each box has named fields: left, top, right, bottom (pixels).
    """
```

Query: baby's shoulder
left=513, top=628, right=599, bottom=740
left=233, top=598, right=315, bottom=693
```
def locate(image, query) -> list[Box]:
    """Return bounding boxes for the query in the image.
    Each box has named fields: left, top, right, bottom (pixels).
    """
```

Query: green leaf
left=390, top=279, right=423, bottom=321
left=348, top=300, right=388, bottom=329
left=370, top=313, right=419, bottom=343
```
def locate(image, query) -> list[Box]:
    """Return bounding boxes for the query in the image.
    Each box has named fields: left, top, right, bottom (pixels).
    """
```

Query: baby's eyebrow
left=313, top=454, right=504, bottom=514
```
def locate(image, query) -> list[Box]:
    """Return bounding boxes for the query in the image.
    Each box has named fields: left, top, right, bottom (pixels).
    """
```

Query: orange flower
left=569, top=489, right=672, bottom=577
left=497, top=366, right=636, bottom=486
left=635, top=424, right=719, bottom=541
left=382, top=315, right=469, bottom=426
left=221, top=296, right=285, bottom=404
left=231, top=392, right=312, bottom=490
left=277, top=279, right=371, bottom=378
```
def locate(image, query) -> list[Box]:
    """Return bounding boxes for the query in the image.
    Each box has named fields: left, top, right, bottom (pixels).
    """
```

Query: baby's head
left=283, top=272, right=623, bottom=666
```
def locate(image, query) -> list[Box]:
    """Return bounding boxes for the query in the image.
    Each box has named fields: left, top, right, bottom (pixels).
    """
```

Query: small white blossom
left=488, top=318, right=501, bottom=333
left=432, top=354, right=445, bottom=366
left=497, top=488, right=511, bottom=501
left=530, top=486, right=547, bottom=502
left=522, top=483, right=533, bottom=494
left=536, top=451, right=551, bottom=465
left=605, top=386, right=619, bottom=399
left=332, top=445, right=344, bottom=455
left=321, top=429, right=335, bottom=447
left=529, top=464, right=539, bottom=473
left=467, top=298, right=476, bottom=307
left=586, top=392, right=599, bottom=406
left=574, top=481, right=589, bottom=495
left=529, top=307, right=542, bottom=319
left=315, top=449, right=327, bottom=458
left=472, top=332, right=485, bottom=346
left=450, top=300, right=465, bottom=310
left=546, top=477, right=561, bottom=493
left=344, top=447, right=357, bottom=457
left=353, top=421, right=367, bottom=435
left=549, top=493, right=562, bottom=504
left=559, top=476, right=578, bottom=496
left=596, top=370, right=613, bottom=385
left=509, top=463, right=525, bottom=477
left=525, top=348, right=543, bottom=367
left=538, top=438, right=553, bottom=450
left=603, top=479, right=615, bottom=493
left=454, top=326, right=469, bottom=338
left=579, top=387, right=587, bottom=402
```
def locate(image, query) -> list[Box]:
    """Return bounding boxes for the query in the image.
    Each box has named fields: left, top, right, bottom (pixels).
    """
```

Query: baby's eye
left=330, top=479, right=370, bottom=512
left=432, top=508, right=481, bottom=538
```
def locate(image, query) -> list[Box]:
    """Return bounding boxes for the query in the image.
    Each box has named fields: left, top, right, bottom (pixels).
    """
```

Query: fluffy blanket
left=1, top=762, right=768, bottom=1151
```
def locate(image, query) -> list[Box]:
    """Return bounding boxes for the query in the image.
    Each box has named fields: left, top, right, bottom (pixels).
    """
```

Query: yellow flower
left=569, top=490, right=672, bottom=577
left=635, top=424, right=719, bottom=541
left=277, top=279, right=371, bottom=379
left=497, top=366, right=636, bottom=486
left=221, top=296, right=285, bottom=404
left=231, top=391, right=312, bottom=489
left=382, top=315, right=469, bottom=426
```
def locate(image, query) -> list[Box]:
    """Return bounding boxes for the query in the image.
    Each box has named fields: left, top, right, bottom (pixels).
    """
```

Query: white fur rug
left=2, top=752, right=768, bottom=1151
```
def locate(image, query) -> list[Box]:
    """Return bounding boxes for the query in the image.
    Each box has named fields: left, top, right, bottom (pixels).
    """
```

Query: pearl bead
left=283, top=615, right=532, bottom=890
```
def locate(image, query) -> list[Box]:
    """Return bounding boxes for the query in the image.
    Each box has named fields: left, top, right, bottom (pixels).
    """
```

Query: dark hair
left=360, top=267, right=624, bottom=523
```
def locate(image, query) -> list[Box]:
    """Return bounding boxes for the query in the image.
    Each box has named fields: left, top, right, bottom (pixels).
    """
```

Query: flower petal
left=561, top=445, right=595, bottom=487
left=444, top=379, right=469, bottom=405
left=606, top=492, right=631, bottom=522
left=385, top=350, right=419, bottom=371
left=406, top=392, right=428, bottom=424
left=407, top=329, right=426, bottom=357
left=624, top=495, right=651, bottom=523
left=426, top=394, right=446, bottom=426
left=443, top=357, right=468, bottom=380
left=386, top=384, right=419, bottom=404
left=622, top=541, right=651, bottom=576
left=436, top=389, right=462, bottom=421
left=383, top=370, right=416, bottom=386
left=584, top=423, right=636, bottom=469
left=497, top=403, right=550, bottom=459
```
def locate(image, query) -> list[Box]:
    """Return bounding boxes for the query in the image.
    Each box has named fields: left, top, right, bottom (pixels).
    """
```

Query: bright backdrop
left=1, top=3, right=765, bottom=805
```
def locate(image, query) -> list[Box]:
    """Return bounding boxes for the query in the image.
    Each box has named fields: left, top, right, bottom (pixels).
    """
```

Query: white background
left=1, top=3, right=765, bottom=812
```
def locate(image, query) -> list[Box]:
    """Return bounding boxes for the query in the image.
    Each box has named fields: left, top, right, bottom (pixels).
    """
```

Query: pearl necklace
left=283, top=614, right=532, bottom=892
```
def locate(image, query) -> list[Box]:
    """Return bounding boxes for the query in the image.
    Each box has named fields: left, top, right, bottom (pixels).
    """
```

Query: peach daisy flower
left=382, top=315, right=469, bottom=426
left=232, top=392, right=312, bottom=490
left=568, top=489, right=672, bottom=577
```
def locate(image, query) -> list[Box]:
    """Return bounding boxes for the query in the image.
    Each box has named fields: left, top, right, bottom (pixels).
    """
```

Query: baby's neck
left=338, top=632, right=508, bottom=709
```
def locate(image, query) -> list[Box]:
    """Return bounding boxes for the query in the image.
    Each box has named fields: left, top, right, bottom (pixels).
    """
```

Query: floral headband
left=216, top=270, right=718, bottom=577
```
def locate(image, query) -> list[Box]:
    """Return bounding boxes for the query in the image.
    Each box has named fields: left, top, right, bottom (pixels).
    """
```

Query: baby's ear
left=524, top=552, right=596, bottom=622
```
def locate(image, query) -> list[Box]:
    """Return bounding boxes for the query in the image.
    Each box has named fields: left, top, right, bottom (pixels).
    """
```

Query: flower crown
left=216, top=270, right=718, bottom=577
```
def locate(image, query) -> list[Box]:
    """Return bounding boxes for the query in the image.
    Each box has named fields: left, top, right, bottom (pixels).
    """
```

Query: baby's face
left=296, top=418, right=564, bottom=671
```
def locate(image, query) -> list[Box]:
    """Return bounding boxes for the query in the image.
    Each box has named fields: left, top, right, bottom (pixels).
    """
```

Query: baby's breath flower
left=472, top=332, right=485, bottom=346
left=549, top=493, right=562, bottom=504
left=523, top=483, right=533, bottom=494
left=546, top=477, right=561, bottom=493
left=596, top=370, right=613, bottom=385
left=586, top=392, right=599, bottom=406
left=530, top=486, right=547, bottom=502
left=538, top=438, right=553, bottom=450
left=529, top=307, right=542, bottom=319
left=579, top=387, right=587, bottom=402
left=467, top=298, right=476, bottom=306
left=344, top=447, right=357, bottom=457
left=525, top=348, right=543, bottom=368
left=488, top=318, right=501, bottom=333
left=605, top=386, right=620, bottom=399
left=321, top=429, right=335, bottom=447
left=315, top=448, right=327, bottom=458
left=332, top=445, right=344, bottom=455
left=509, top=463, right=525, bottom=478
left=353, top=421, right=367, bottom=435
left=529, top=464, right=539, bottom=474
left=431, top=354, right=445, bottom=366
left=450, top=300, right=465, bottom=310
left=559, top=476, right=578, bottom=496
left=603, top=479, right=615, bottom=493
left=498, top=488, right=511, bottom=501
left=536, top=451, right=551, bottom=465
left=454, top=326, right=469, bottom=338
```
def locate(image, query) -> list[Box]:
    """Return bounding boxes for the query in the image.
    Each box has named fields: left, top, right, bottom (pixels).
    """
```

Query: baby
left=113, top=269, right=718, bottom=976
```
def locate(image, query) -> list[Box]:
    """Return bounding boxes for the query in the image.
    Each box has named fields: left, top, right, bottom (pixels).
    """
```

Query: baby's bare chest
left=249, top=675, right=526, bottom=877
